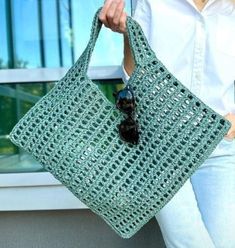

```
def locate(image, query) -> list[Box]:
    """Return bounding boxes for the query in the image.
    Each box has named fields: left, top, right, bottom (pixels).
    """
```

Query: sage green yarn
left=9, top=8, right=231, bottom=238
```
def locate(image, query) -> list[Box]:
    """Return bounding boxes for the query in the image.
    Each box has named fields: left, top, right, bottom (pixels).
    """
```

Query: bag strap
left=79, top=7, right=156, bottom=74
left=125, top=14, right=156, bottom=66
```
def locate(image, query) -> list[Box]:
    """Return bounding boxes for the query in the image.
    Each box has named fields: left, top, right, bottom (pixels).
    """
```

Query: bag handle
left=79, top=7, right=156, bottom=74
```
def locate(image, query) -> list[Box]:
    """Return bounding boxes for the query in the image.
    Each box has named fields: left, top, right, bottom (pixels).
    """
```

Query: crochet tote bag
left=9, top=8, right=231, bottom=238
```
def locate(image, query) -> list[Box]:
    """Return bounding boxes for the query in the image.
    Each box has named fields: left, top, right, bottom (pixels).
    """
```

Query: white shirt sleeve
left=121, top=0, right=151, bottom=84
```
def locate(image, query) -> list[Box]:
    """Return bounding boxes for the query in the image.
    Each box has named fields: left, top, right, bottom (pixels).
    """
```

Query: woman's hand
left=99, top=0, right=127, bottom=34
left=99, top=0, right=134, bottom=77
left=223, top=112, right=235, bottom=141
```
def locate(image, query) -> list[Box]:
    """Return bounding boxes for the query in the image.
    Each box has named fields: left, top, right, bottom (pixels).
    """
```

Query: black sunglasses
left=113, top=84, right=139, bottom=145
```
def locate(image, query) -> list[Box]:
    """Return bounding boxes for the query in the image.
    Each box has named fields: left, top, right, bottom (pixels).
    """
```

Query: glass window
left=0, top=80, right=124, bottom=173
left=0, top=0, right=133, bottom=173
left=42, top=0, right=61, bottom=67
left=0, top=0, right=9, bottom=68
left=0, top=0, right=132, bottom=69
left=58, top=0, right=73, bottom=67
left=12, top=0, right=42, bottom=68
left=72, top=0, right=131, bottom=67
left=0, top=82, right=53, bottom=172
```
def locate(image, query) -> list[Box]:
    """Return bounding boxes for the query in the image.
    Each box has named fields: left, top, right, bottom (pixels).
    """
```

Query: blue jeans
left=155, top=139, right=235, bottom=248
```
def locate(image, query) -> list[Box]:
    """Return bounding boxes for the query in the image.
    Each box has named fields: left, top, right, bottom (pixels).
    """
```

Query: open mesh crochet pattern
left=9, top=8, right=231, bottom=238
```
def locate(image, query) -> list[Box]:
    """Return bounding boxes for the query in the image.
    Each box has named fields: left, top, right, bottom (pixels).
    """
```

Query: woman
left=99, top=0, right=235, bottom=247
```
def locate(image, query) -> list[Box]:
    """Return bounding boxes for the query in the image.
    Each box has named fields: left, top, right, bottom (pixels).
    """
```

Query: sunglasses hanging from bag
left=113, top=84, right=140, bottom=145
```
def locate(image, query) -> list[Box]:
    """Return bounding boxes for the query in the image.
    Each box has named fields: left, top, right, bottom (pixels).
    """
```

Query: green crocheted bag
left=9, top=8, right=231, bottom=238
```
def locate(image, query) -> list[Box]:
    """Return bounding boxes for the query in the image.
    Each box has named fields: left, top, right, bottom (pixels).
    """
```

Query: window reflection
left=0, top=0, right=132, bottom=173
left=0, top=0, right=9, bottom=68
left=12, top=0, right=41, bottom=68
left=0, top=80, right=124, bottom=173
left=0, top=0, right=132, bottom=68
left=0, top=82, right=53, bottom=173
left=42, top=0, right=61, bottom=67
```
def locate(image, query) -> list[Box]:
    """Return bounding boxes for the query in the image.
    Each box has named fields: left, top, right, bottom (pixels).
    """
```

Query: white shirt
left=122, top=0, right=235, bottom=117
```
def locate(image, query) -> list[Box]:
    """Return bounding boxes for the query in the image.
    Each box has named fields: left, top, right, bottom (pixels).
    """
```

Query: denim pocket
left=209, top=138, right=235, bottom=158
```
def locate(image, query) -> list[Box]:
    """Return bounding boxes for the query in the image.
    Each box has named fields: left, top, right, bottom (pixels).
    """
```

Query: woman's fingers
left=102, top=0, right=119, bottom=27
left=99, top=0, right=117, bottom=27
left=99, top=0, right=127, bottom=33
left=98, top=2, right=109, bottom=27
left=118, top=11, right=127, bottom=33
left=99, top=0, right=113, bottom=27
left=110, top=0, right=125, bottom=29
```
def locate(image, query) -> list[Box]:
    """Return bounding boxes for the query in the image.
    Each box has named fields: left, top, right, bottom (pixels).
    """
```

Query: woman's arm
left=123, top=33, right=134, bottom=76
left=99, top=0, right=135, bottom=77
